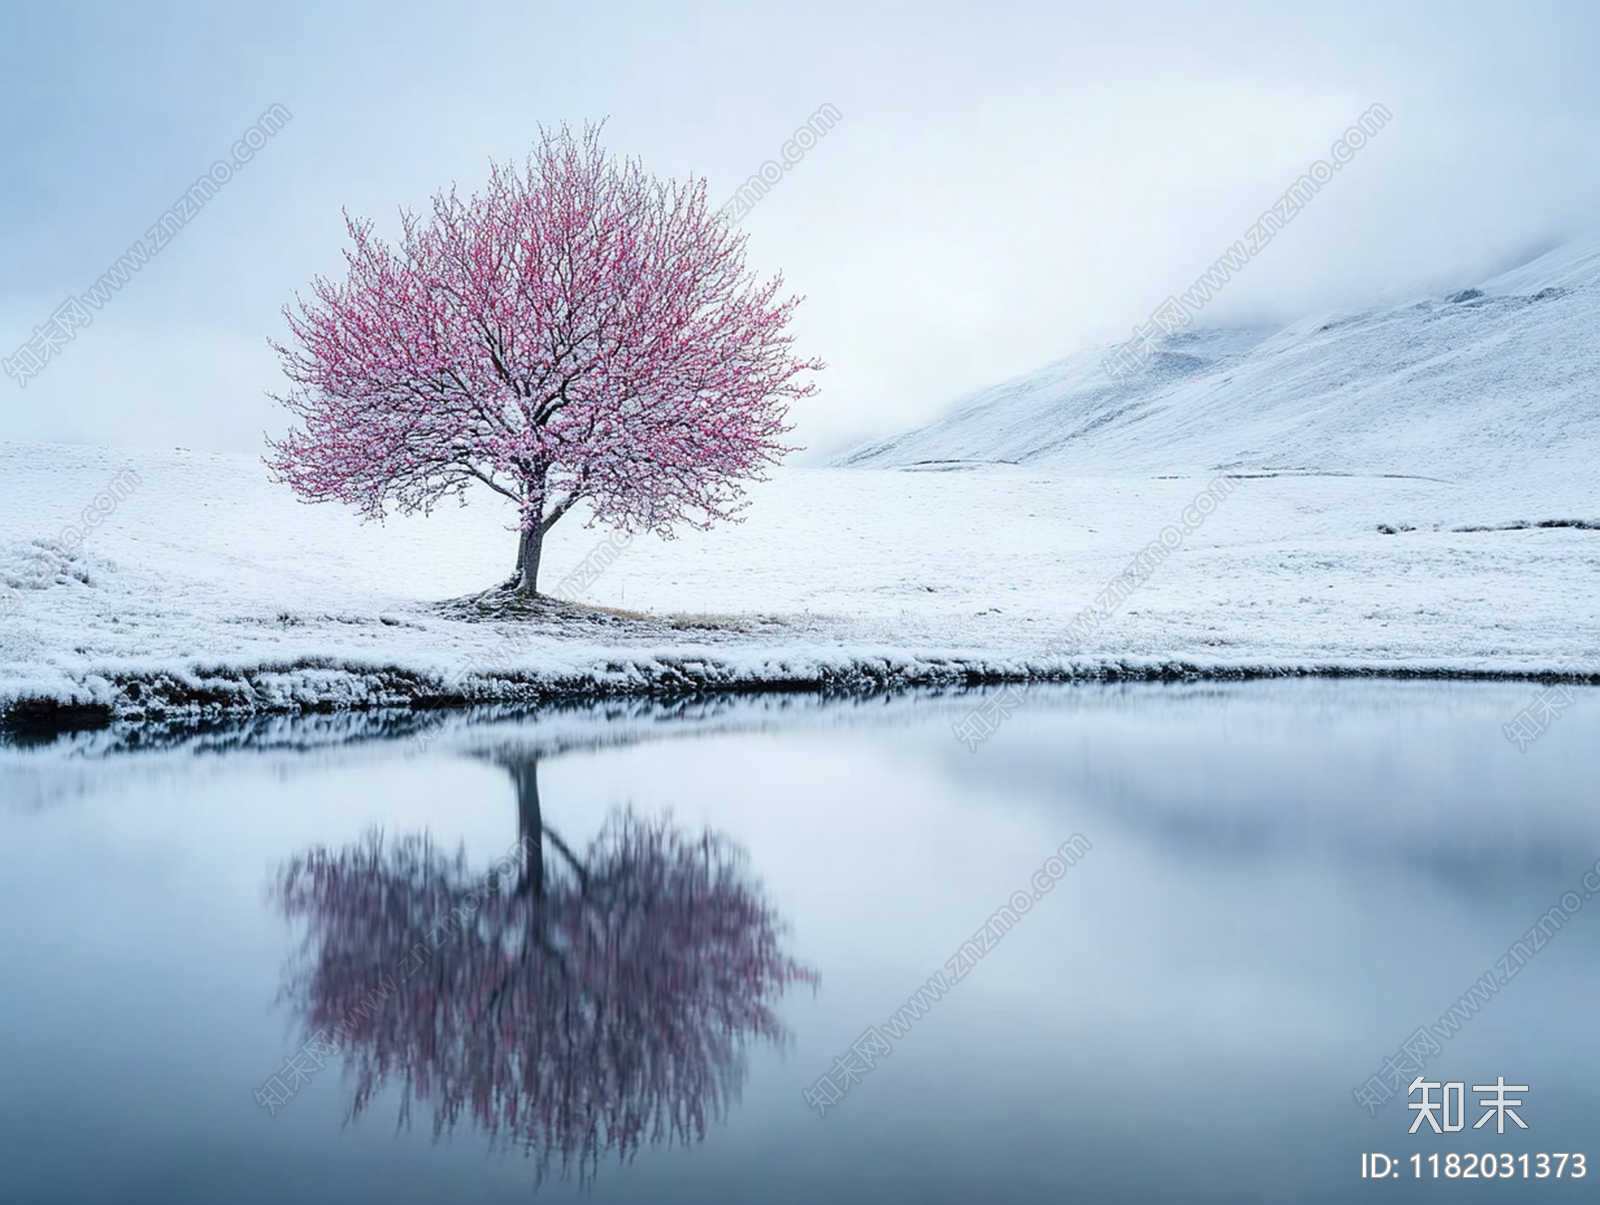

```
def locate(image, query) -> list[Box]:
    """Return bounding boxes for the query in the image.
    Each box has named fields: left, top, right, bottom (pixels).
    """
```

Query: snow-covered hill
left=840, top=238, right=1600, bottom=478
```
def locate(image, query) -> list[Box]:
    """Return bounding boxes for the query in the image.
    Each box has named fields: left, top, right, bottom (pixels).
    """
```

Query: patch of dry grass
left=584, top=603, right=652, bottom=621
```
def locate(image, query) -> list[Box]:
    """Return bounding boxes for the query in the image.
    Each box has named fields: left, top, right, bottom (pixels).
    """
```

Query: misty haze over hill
left=839, top=236, right=1600, bottom=480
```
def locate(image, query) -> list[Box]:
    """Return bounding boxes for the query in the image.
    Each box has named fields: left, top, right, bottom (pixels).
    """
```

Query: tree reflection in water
left=275, top=755, right=816, bottom=1183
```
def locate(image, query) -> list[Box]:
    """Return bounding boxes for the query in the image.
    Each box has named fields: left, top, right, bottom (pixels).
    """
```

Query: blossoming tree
left=268, top=125, right=820, bottom=594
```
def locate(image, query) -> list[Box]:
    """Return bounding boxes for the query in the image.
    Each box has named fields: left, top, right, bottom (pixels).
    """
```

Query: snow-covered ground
left=3, top=240, right=1598, bottom=724
left=1, top=445, right=1596, bottom=723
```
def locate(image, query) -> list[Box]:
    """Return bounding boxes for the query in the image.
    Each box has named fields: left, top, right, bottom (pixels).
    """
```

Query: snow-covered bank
left=2, top=435, right=1598, bottom=728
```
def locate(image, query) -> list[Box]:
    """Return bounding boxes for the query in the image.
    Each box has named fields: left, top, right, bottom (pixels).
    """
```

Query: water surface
left=2, top=681, right=1597, bottom=1203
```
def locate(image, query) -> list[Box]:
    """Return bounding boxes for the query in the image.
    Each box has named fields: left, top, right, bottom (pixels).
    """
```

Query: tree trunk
left=510, top=758, right=546, bottom=900
left=516, top=525, right=543, bottom=595
left=506, top=757, right=589, bottom=900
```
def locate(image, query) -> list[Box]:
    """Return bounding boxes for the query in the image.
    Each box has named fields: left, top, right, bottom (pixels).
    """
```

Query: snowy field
left=1, top=440, right=1596, bottom=724
left=3, top=237, right=1598, bottom=723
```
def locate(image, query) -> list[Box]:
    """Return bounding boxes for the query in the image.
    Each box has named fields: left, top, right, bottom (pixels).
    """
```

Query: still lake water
left=2, top=680, right=1598, bottom=1203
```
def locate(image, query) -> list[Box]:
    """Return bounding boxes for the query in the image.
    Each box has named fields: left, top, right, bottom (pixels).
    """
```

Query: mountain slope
left=840, top=237, right=1600, bottom=479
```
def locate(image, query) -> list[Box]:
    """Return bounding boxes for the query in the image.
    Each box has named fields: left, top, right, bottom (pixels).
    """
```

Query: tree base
left=435, top=584, right=666, bottom=632
left=499, top=575, right=537, bottom=597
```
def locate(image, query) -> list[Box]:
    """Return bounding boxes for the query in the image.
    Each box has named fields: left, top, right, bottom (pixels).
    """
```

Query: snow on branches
left=267, top=123, right=821, bottom=592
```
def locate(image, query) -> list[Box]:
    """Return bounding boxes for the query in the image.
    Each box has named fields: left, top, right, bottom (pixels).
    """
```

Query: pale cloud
left=2, top=0, right=1597, bottom=460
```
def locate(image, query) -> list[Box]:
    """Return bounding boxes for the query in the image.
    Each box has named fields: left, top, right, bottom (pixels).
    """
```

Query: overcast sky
left=2, top=0, right=1597, bottom=461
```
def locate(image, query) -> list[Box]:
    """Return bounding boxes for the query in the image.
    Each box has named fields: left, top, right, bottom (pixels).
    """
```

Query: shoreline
left=5, top=651, right=1596, bottom=738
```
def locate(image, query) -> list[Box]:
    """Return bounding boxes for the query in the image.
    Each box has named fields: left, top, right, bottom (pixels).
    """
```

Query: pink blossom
left=268, top=123, right=822, bottom=593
